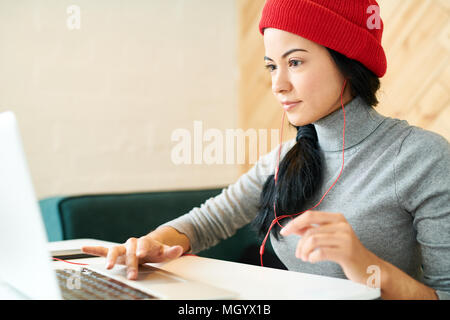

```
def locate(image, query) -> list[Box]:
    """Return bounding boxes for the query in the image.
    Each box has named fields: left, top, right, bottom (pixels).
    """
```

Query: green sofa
left=39, top=188, right=286, bottom=269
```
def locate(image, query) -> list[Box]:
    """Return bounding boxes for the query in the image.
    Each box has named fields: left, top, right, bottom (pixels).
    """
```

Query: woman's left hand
left=280, top=210, right=382, bottom=286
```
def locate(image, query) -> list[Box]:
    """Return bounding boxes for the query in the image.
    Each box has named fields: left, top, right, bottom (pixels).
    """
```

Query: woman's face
left=263, top=28, right=354, bottom=126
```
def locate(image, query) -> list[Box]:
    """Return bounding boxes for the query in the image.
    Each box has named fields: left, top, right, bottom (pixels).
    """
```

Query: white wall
left=0, top=0, right=240, bottom=199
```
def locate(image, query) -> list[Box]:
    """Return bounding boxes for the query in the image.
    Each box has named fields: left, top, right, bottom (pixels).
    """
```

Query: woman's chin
left=286, top=114, right=311, bottom=127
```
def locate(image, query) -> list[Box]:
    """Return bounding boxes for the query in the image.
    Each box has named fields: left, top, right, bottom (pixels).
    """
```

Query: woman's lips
left=282, top=101, right=302, bottom=111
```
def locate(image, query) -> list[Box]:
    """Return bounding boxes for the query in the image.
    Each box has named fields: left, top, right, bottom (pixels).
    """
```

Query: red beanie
left=259, top=0, right=387, bottom=77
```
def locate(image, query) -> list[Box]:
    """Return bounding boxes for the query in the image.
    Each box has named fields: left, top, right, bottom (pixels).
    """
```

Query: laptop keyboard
left=55, top=268, right=158, bottom=300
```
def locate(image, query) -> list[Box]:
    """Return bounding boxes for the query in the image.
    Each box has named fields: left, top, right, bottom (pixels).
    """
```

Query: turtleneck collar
left=313, top=95, right=386, bottom=152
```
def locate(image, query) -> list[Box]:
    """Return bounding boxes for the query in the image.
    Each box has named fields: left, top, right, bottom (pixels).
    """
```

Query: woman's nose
left=272, top=68, right=291, bottom=94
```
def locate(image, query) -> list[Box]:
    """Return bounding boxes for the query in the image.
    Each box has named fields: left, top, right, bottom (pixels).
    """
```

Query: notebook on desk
left=0, top=110, right=236, bottom=300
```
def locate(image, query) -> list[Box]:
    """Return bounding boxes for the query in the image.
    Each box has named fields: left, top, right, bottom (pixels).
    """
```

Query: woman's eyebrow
left=264, top=48, right=308, bottom=61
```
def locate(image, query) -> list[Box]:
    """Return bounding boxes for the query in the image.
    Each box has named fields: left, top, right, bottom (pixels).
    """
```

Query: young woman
left=82, top=0, right=450, bottom=300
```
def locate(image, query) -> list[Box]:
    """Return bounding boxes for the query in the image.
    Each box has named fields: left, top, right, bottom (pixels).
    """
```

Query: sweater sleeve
left=394, top=127, right=450, bottom=300
left=160, top=139, right=296, bottom=254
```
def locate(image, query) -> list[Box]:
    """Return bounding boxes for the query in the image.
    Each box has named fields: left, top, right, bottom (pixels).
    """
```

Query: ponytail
left=252, top=123, right=324, bottom=240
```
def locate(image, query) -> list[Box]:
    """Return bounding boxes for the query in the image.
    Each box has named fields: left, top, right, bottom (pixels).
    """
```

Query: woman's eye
left=264, top=64, right=276, bottom=72
left=264, top=60, right=302, bottom=72
left=289, top=60, right=302, bottom=67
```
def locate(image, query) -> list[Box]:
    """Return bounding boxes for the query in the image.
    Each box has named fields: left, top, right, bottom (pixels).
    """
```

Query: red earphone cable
left=52, top=257, right=89, bottom=266
left=260, top=79, right=348, bottom=267
left=273, top=111, right=286, bottom=229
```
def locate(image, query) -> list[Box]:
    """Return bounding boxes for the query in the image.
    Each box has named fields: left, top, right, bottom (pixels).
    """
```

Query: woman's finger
left=136, top=236, right=184, bottom=263
left=125, top=238, right=138, bottom=280
left=294, top=223, right=341, bottom=256
left=81, top=246, right=109, bottom=257
left=136, top=236, right=160, bottom=259
left=280, top=210, right=345, bottom=236
left=307, top=247, right=343, bottom=264
left=105, top=245, right=126, bottom=269
left=298, top=222, right=344, bottom=238
left=161, top=245, right=184, bottom=261
left=296, top=232, right=342, bottom=261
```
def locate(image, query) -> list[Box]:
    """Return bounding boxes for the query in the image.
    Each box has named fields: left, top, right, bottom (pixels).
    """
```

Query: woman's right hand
left=81, top=235, right=184, bottom=280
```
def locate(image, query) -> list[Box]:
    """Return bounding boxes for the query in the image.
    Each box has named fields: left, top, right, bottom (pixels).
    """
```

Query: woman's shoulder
left=370, top=108, right=449, bottom=157
left=391, top=123, right=450, bottom=182
left=396, top=124, right=449, bottom=158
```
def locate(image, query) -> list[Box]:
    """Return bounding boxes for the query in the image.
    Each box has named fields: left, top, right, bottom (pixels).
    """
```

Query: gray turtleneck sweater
left=162, top=96, right=450, bottom=300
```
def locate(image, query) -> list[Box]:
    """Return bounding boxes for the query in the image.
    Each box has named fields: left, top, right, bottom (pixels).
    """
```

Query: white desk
left=1, top=239, right=380, bottom=300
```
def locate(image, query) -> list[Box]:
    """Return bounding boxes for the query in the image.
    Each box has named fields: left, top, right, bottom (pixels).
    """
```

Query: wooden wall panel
left=237, top=0, right=450, bottom=174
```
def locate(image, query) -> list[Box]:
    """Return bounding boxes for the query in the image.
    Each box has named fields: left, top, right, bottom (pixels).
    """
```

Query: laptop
left=0, top=111, right=236, bottom=300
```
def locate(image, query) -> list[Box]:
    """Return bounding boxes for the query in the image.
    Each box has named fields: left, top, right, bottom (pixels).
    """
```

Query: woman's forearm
left=149, top=226, right=191, bottom=254
left=378, top=259, right=439, bottom=300
left=150, top=226, right=439, bottom=299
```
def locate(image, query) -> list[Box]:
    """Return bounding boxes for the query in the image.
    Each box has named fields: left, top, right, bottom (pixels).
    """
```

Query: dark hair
left=251, top=47, right=381, bottom=240
left=327, top=48, right=381, bottom=107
